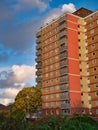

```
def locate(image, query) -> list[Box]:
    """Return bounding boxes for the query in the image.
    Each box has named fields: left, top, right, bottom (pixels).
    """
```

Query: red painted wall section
left=67, top=14, right=82, bottom=110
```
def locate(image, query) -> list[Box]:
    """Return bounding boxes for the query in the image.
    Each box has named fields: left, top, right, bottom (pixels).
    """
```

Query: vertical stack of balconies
left=36, top=30, right=42, bottom=88
left=58, top=15, right=70, bottom=115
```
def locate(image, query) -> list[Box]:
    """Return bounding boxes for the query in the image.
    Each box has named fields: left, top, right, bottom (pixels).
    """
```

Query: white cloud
left=13, top=0, right=48, bottom=12
left=43, top=3, right=76, bottom=24
left=0, top=98, right=14, bottom=106
left=61, top=3, right=76, bottom=13
left=12, top=64, right=36, bottom=83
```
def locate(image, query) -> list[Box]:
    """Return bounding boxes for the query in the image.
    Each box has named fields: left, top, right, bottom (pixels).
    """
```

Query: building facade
left=36, top=8, right=98, bottom=117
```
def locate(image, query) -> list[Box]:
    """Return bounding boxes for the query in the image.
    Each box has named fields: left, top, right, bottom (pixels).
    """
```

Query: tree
left=12, top=87, right=42, bottom=116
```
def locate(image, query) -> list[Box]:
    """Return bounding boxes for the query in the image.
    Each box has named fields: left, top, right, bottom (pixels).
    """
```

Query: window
left=51, top=102, right=54, bottom=107
left=81, top=92, right=83, bottom=96
left=50, top=87, right=54, bottom=91
left=46, top=80, right=48, bottom=84
left=45, top=73, right=48, bottom=77
left=92, top=37, right=94, bottom=40
left=96, top=92, right=98, bottom=96
left=80, top=69, right=82, bottom=72
left=96, top=109, right=98, bottom=114
left=46, top=103, right=49, bottom=107
left=93, top=67, right=97, bottom=71
left=56, top=102, right=59, bottom=106
left=56, top=85, right=59, bottom=90
left=94, top=75, right=97, bottom=79
left=90, top=15, right=93, bottom=19
left=92, top=59, right=96, bottom=64
left=56, top=94, right=59, bottom=98
left=56, top=110, right=59, bottom=115
left=46, top=95, right=49, bottom=99
left=92, top=52, right=96, bottom=56
left=92, top=44, right=95, bottom=48
left=96, top=101, right=98, bottom=105
left=45, top=88, right=49, bottom=92
left=90, top=29, right=94, bottom=34
left=95, top=83, right=98, bottom=87
left=51, top=94, right=54, bottom=98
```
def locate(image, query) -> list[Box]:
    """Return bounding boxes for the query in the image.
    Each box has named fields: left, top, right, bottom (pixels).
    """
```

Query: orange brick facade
left=36, top=8, right=98, bottom=117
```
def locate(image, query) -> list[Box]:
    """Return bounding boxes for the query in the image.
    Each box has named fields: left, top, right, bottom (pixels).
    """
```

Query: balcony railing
left=60, top=53, right=67, bottom=60
left=36, top=83, right=42, bottom=88
left=58, top=16, right=66, bottom=23
left=60, top=60, right=68, bottom=68
left=36, top=44, right=42, bottom=50
left=61, top=94, right=69, bottom=100
left=36, top=31, right=41, bottom=38
left=60, top=68, right=68, bottom=75
left=36, top=77, right=42, bottom=82
left=60, top=77, right=68, bottom=84
left=59, top=30, right=67, bottom=37
left=36, top=63, right=42, bottom=69
left=60, top=46, right=67, bottom=52
left=61, top=103, right=70, bottom=109
left=36, top=56, right=42, bottom=62
left=36, top=50, right=42, bottom=56
left=36, top=37, right=41, bottom=43
left=60, top=38, right=67, bottom=45
left=36, top=70, right=42, bottom=75
left=61, top=85, right=68, bottom=92
left=59, top=23, right=66, bottom=30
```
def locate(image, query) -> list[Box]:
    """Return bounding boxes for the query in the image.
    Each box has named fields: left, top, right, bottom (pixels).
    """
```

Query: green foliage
left=0, top=113, right=98, bottom=130
left=12, top=86, right=42, bottom=115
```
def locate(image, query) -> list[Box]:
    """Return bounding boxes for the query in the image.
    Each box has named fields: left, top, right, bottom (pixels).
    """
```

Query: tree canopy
left=12, top=87, right=42, bottom=115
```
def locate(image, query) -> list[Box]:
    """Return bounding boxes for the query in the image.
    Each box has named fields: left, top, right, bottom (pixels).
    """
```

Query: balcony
left=36, top=37, right=41, bottom=43
left=59, top=23, right=66, bottom=31
left=36, top=44, right=42, bottom=50
left=60, top=77, right=68, bottom=84
left=59, top=30, right=67, bottom=38
left=58, top=16, right=66, bottom=24
left=62, top=109, right=70, bottom=115
left=60, top=53, right=67, bottom=60
left=61, top=94, right=69, bottom=100
left=36, top=83, right=42, bottom=88
left=36, top=56, right=42, bottom=62
left=36, top=77, right=42, bottom=82
left=61, top=103, right=70, bottom=109
left=36, top=50, right=42, bottom=56
left=61, top=85, right=68, bottom=92
left=36, top=69, right=42, bottom=75
left=60, top=38, right=67, bottom=45
left=60, top=68, right=68, bottom=76
left=36, top=31, right=41, bottom=38
left=60, top=60, right=68, bottom=68
left=60, top=46, right=67, bottom=52
left=36, top=63, right=42, bottom=69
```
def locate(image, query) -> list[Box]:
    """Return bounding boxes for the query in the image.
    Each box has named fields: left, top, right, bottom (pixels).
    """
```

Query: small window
left=96, top=84, right=98, bottom=87
left=92, top=44, right=95, bottom=48
left=92, top=37, right=94, bottom=40
left=96, top=92, right=98, bottom=96
left=92, top=52, right=96, bottom=56
left=90, top=15, right=93, bottom=19
left=90, top=29, right=94, bottom=34
left=92, top=59, right=96, bottom=64
left=80, top=69, right=82, bottom=72
left=78, top=39, right=80, bottom=42
left=94, top=75, right=97, bottom=79
left=93, top=67, right=97, bottom=71
left=81, top=93, right=83, bottom=96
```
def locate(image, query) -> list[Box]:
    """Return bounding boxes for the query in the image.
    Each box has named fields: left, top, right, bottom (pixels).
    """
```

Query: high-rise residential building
left=36, top=8, right=98, bottom=117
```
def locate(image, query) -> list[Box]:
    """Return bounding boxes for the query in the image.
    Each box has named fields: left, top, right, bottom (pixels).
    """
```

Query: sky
left=0, top=0, right=98, bottom=105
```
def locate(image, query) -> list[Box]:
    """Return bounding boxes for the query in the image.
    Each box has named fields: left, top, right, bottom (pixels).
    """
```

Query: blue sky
left=0, top=0, right=97, bottom=105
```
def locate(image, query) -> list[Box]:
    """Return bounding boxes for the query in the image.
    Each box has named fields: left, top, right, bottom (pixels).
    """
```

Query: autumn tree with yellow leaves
left=12, top=87, right=42, bottom=115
